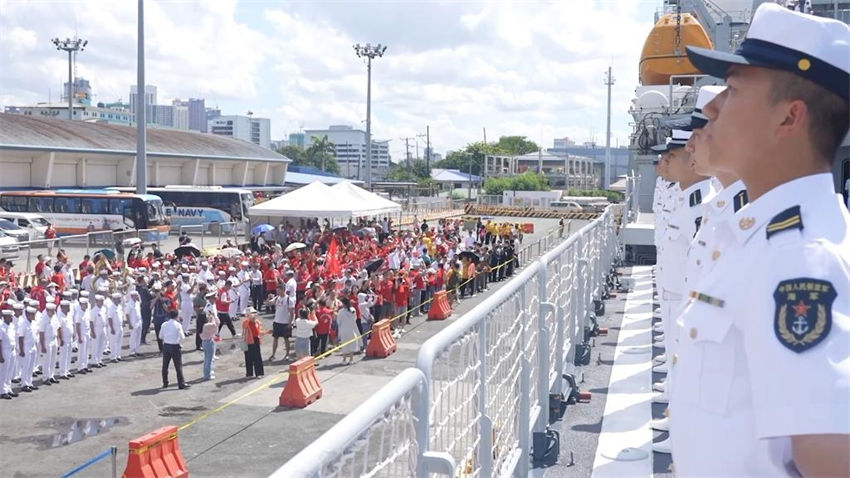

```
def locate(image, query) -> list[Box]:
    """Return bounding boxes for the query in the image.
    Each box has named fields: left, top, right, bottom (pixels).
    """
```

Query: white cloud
left=0, top=0, right=655, bottom=159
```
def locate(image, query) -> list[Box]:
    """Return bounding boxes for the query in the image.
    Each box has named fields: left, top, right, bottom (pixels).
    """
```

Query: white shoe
left=654, top=353, right=667, bottom=364
left=652, top=436, right=672, bottom=454
left=653, top=324, right=664, bottom=332
left=651, top=416, right=670, bottom=431
left=653, top=380, right=666, bottom=392
left=654, top=333, right=665, bottom=342
left=652, top=391, right=669, bottom=404
left=653, top=309, right=663, bottom=318
left=653, top=362, right=669, bottom=374
left=653, top=341, right=666, bottom=350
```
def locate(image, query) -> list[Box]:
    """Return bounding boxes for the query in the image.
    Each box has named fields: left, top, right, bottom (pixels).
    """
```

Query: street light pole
left=51, top=36, right=87, bottom=120
left=603, top=66, right=615, bottom=190
left=136, top=0, right=147, bottom=195
left=353, top=43, right=387, bottom=189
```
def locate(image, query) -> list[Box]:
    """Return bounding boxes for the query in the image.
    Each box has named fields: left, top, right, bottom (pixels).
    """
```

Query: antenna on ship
left=603, top=65, right=615, bottom=190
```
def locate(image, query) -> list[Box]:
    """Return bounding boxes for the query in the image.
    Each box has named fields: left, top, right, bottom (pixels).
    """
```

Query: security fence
left=177, top=221, right=245, bottom=249
left=272, top=205, right=622, bottom=477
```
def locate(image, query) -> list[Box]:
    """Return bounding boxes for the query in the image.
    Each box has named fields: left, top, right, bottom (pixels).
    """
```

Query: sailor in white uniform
left=38, top=303, right=60, bottom=385
left=108, top=292, right=124, bottom=362
left=17, top=307, right=39, bottom=392
left=0, top=309, right=17, bottom=398
left=178, top=273, right=195, bottom=334
left=672, top=5, right=850, bottom=475
left=74, top=297, right=92, bottom=374
left=126, top=290, right=143, bottom=356
left=57, top=300, right=74, bottom=379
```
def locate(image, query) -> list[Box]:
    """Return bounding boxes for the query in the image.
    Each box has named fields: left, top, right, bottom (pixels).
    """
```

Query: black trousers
left=250, top=284, right=263, bottom=311
left=162, top=343, right=185, bottom=386
left=141, top=308, right=152, bottom=343
left=153, top=320, right=164, bottom=352
left=195, top=311, right=206, bottom=350
left=218, top=313, right=236, bottom=337
left=244, top=342, right=263, bottom=377
left=315, top=333, right=329, bottom=356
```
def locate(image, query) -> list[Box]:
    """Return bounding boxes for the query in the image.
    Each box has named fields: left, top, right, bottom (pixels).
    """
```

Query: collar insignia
left=739, top=217, right=755, bottom=230
left=689, top=189, right=703, bottom=207
left=733, top=190, right=749, bottom=212
left=689, top=290, right=725, bottom=308
left=766, top=206, right=803, bottom=239
left=774, top=278, right=834, bottom=353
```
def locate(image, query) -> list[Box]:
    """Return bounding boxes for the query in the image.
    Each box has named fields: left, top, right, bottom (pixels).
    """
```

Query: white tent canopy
left=330, top=182, right=401, bottom=216
left=248, top=181, right=400, bottom=218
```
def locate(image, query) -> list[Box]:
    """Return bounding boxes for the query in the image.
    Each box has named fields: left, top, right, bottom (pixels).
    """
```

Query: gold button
left=739, top=217, right=755, bottom=230
left=798, top=58, right=811, bottom=71
left=673, top=353, right=678, bottom=365
left=711, top=250, right=721, bottom=260
left=717, top=200, right=726, bottom=208
left=689, top=327, right=698, bottom=339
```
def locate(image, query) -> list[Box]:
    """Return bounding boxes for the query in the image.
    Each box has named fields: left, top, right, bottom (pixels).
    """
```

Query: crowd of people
left=0, top=214, right=528, bottom=399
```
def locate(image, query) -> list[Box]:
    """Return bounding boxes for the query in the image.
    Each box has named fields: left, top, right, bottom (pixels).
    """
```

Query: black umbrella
left=365, top=258, right=384, bottom=273
left=175, top=245, right=201, bottom=258
left=93, top=249, right=116, bottom=261
left=458, top=250, right=480, bottom=264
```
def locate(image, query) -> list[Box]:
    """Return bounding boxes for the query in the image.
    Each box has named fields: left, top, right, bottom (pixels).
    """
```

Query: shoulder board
left=689, top=189, right=702, bottom=207
left=667, top=182, right=677, bottom=189
left=733, top=190, right=749, bottom=212
left=766, top=205, right=803, bottom=239
left=694, top=216, right=702, bottom=234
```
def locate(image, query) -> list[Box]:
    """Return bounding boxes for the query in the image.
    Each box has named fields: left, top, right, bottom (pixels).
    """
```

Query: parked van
left=0, top=212, right=51, bottom=240
left=549, top=201, right=583, bottom=212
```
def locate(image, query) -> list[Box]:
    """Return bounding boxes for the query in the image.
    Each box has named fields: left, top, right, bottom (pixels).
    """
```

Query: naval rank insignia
left=773, top=278, right=835, bottom=353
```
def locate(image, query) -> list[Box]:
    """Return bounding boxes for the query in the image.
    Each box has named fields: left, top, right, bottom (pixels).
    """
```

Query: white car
left=550, top=201, right=583, bottom=212
left=0, top=219, right=30, bottom=243
left=0, top=213, right=51, bottom=240
left=0, top=230, right=19, bottom=259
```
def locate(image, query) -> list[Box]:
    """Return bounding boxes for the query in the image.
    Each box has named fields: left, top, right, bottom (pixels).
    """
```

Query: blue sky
left=0, top=0, right=662, bottom=159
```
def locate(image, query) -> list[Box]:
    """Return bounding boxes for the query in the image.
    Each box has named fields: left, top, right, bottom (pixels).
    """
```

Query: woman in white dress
left=336, top=297, right=359, bottom=365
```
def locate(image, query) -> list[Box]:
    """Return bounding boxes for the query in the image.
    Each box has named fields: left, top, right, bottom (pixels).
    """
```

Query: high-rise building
left=63, top=78, right=92, bottom=106
left=151, top=104, right=174, bottom=128
left=304, top=125, right=392, bottom=180
left=129, top=85, right=157, bottom=120
left=172, top=105, right=189, bottom=130
left=208, top=114, right=271, bottom=149
left=173, top=98, right=206, bottom=132
left=288, top=132, right=306, bottom=148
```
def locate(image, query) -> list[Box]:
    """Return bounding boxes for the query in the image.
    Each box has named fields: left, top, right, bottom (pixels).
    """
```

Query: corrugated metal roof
left=285, top=171, right=363, bottom=185
left=0, top=113, right=289, bottom=162
left=431, top=168, right=481, bottom=182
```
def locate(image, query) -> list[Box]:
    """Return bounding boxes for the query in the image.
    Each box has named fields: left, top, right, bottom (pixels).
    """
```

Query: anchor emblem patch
left=774, top=278, right=835, bottom=353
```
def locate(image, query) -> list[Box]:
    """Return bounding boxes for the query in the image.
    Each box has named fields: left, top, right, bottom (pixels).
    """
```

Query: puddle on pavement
left=26, top=417, right=125, bottom=449
left=159, top=405, right=207, bottom=418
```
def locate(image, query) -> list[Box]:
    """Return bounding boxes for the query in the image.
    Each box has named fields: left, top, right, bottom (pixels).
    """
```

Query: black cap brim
left=651, top=142, right=687, bottom=153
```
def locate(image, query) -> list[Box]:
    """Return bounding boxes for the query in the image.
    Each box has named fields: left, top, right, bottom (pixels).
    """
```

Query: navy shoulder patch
left=766, top=205, right=803, bottom=239
left=689, top=189, right=702, bottom=207
left=773, top=278, right=834, bottom=353
left=733, top=190, right=748, bottom=212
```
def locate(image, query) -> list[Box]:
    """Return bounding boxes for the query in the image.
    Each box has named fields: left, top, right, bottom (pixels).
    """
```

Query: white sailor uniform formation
left=648, top=3, right=850, bottom=475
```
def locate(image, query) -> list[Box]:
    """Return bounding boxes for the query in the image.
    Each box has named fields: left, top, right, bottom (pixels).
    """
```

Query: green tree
left=306, top=134, right=340, bottom=174
left=434, top=141, right=499, bottom=176
left=387, top=159, right=431, bottom=182
left=277, top=145, right=305, bottom=162
left=483, top=171, right=550, bottom=195
left=495, top=136, right=539, bottom=155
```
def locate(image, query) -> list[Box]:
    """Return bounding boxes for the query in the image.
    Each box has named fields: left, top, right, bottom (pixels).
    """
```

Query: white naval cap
left=25, top=306, right=36, bottom=313
left=12, top=303, right=23, bottom=310
left=689, top=85, right=727, bottom=129
left=687, top=2, right=850, bottom=100
left=1, top=309, right=13, bottom=316
left=111, top=292, right=122, bottom=299
left=94, top=294, right=104, bottom=301
left=60, top=300, right=71, bottom=306
left=46, top=303, right=57, bottom=310
left=79, top=298, right=89, bottom=304
left=80, top=291, right=90, bottom=297
left=652, top=129, right=693, bottom=153
left=62, top=291, right=72, bottom=297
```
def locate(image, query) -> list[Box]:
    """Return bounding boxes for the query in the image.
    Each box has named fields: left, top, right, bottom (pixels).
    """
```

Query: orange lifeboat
left=639, top=13, right=713, bottom=85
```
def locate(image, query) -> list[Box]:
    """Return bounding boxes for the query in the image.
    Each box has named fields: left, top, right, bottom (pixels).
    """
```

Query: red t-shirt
left=316, top=306, right=334, bottom=335
left=380, top=280, right=395, bottom=303
left=216, top=289, right=231, bottom=313
left=394, top=283, right=410, bottom=307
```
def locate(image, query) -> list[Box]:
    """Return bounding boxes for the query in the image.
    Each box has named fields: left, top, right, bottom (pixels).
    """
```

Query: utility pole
left=425, top=125, right=431, bottom=172
left=354, top=43, right=387, bottom=189
left=400, top=137, right=414, bottom=170
left=51, top=36, right=87, bottom=121
left=603, top=65, right=615, bottom=190
left=135, top=0, right=146, bottom=195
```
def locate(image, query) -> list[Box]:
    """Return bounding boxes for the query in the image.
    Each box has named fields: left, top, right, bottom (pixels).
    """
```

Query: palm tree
left=307, top=134, right=336, bottom=172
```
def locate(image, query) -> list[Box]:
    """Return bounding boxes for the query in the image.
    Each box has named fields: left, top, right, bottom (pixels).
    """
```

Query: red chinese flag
left=327, top=236, right=342, bottom=277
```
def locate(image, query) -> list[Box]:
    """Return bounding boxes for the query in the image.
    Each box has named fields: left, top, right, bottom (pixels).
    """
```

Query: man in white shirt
left=125, top=291, right=142, bottom=356
left=0, top=310, right=17, bottom=399
left=74, top=298, right=92, bottom=374
left=108, top=293, right=124, bottom=362
left=159, top=311, right=189, bottom=390
left=269, top=288, right=295, bottom=361
left=57, top=300, right=74, bottom=379
left=17, top=307, right=39, bottom=392
left=178, top=274, right=194, bottom=335
left=38, top=303, right=60, bottom=386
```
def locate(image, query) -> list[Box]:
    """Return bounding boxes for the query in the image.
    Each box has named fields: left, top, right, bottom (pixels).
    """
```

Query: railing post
left=517, top=356, right=531, bottom=478
left=478, top=316, right=493, bottom=478
left=111, top=446, right=117, bottom=478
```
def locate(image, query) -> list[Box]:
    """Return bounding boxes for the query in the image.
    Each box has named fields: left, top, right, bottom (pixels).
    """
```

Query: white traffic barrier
left=272, top=205, right=622, bottom=477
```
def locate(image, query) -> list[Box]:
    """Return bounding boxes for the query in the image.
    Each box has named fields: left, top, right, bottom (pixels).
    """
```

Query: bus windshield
left=145, top=198, right=167, bottom=226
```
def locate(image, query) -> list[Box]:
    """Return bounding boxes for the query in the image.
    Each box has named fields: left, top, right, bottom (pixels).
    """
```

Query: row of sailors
left=0, top=291, right=142, bottom=398
left=646, top=4, right=849, bottom=476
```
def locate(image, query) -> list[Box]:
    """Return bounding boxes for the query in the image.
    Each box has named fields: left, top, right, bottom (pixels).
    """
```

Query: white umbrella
left=219, top=247, right=242, bottom=258
left=284, top=242, right=307, bottom=253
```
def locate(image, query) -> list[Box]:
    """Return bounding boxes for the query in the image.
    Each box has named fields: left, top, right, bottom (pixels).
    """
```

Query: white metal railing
left=177, top=221, right=245, bottom=249
left=272, top=206, right=622, bottom=477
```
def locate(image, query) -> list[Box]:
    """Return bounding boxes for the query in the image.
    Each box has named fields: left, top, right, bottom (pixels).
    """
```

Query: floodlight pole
left=354, top=43, right=387, bottom=189
left=136, top=0, right=147, bottom=194
left=51, top=36, right=87, bottom=120
left=603, top=66, right=615, bottom=190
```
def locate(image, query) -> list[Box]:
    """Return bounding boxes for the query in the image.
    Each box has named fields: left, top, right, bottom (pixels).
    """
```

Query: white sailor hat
left=111, top=292, right=122, bottom=299
left=80, top=290, right=90, bottom=297
left=62, top=291, right=72, bottom=297
left=79, top=298, right=89, bottom=304
left=129, top=290, right=140, bottom=297
left=12, top=303, right=23, bottom=310
left=218, top=271, right=226, bottom=276
left=2, top=309, right=13, bottom=316
left=99, top=269, right=108, bottom=275
left=25, top=306, right=36, bottom=314
left=60, top=300, right=71, bottom=306
left=46, top=303, right=57, bottom=310
left=651, top=129, right=693, bottom=153
left=687, top=2, right=850, bottom=100
left=688, top=85, right=727, bottom=130
left=94, top=294, right=104, bottom=301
